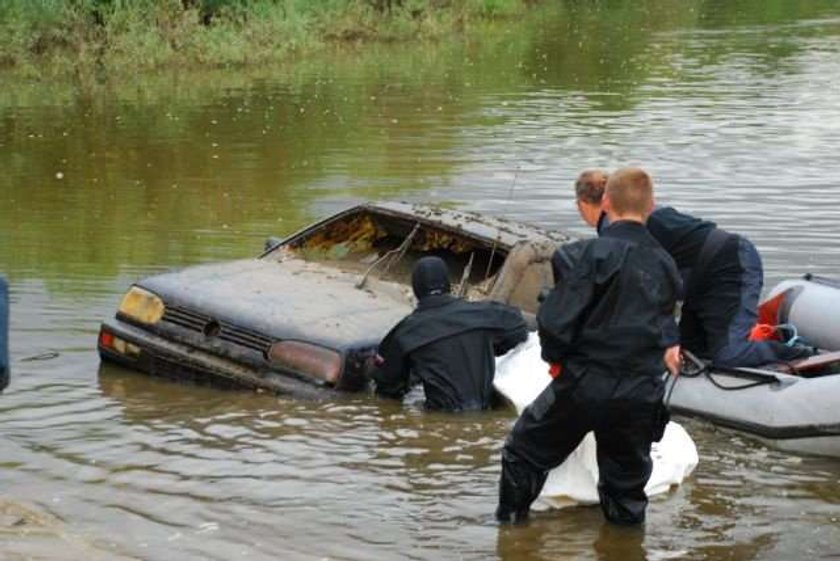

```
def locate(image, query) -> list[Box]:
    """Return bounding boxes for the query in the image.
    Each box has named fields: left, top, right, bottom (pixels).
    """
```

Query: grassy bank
left=0, top=0, right=537, bottom=77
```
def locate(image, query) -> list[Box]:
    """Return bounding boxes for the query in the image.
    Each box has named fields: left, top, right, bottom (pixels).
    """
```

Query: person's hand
left=664, top=345, right=681, bottom=376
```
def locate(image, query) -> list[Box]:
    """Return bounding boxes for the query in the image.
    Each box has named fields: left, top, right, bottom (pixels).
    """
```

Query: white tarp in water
left=494, top=333, right=699, bottom=510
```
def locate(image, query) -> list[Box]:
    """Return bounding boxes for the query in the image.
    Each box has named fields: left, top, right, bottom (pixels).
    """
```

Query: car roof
left=284, top=201, right=573, bottom=251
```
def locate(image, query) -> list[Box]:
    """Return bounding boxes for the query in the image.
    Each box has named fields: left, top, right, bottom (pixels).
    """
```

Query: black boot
left=496, top=449, right=547, bottom=524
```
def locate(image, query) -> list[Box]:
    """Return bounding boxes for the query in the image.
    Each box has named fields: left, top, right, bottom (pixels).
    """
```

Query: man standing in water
left=497, top=168, right=681, bottom=525
left=574, top=169, right=813, bottom=367
left=372, top=256, right=527, bottom=411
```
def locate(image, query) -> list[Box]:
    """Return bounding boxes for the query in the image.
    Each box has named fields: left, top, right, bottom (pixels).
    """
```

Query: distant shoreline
left=1, top=0, right=539, bottom=79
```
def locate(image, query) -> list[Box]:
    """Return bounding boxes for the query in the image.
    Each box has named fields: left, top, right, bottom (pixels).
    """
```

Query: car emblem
left=203, top=319, right=221, bottom=338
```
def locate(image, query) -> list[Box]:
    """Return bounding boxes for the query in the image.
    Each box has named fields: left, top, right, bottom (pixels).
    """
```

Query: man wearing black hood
left=372, top=256, right=528, bottom=412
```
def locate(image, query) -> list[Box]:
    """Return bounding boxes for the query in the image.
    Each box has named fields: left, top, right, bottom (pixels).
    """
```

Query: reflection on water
left=1, top=0, right=840, bottom=559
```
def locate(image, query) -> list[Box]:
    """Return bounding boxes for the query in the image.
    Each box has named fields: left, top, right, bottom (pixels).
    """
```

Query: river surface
left=2, top=1, right=840, bottom=559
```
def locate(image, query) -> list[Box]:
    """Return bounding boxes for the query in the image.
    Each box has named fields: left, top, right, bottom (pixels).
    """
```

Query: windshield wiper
left=456, top=252, right=475, bottom=297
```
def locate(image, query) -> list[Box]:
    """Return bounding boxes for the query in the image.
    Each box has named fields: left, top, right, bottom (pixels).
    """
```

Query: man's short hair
left=605, top=167, right=653, bottom=216
left=574, top=170, right=608, bottom=204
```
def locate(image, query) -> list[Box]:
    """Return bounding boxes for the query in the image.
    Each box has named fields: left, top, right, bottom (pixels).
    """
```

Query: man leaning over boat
left=573, top=169, right=815, bottom=368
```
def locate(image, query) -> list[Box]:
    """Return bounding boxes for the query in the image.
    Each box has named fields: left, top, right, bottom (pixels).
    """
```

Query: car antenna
left=485, top=166, right=519, bottom=282
left=507, top=166, right=519, bottom=201
left=356, top=222, right=421, bottom=290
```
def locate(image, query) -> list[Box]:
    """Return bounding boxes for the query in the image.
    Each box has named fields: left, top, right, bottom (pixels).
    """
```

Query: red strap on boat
left=548, top=363, right=562, bottom=378
left=751, top=290, right=791, bottom=341
left=749, top=323, right=780, bottom=342
left=757, top=291, right=787, bottom=326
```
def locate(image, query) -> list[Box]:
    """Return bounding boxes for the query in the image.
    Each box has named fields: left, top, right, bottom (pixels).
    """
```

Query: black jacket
left=538, top=221, right=681, bottom=377
left=373, top=295, right=527, bottom=411
left=645, top=206, right=716, bottom=273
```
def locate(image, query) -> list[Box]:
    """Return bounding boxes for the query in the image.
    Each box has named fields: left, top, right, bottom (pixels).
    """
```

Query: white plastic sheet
left=494, top=333, right=698, bottom=510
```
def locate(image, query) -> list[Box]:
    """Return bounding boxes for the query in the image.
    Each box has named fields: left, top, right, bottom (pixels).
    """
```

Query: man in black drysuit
left=574, top=170, right=812, bottom=367
left=372, top=256, right=528, bottom=412
left=497, top=168, right=682, bottom=525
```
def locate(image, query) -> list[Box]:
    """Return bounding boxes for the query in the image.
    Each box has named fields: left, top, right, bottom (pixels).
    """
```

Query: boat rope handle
left=773, top=323, right=804, bottom=347
left=679, top=349, right=777, bottom=391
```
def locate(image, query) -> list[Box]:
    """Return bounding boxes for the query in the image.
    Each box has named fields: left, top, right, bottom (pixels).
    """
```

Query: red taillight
left=99, top=330, right=115, bottom=349
left=267, top=341, right=342, bottom=384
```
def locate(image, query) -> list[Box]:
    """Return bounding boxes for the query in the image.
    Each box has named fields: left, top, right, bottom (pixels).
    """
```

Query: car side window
left=489, top=241, right=556, bottom=315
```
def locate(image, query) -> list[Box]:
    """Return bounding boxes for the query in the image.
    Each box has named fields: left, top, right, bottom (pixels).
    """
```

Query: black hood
left=411, top=256, right=451, bottom=300
left=138, top=258, right=413, bottom=349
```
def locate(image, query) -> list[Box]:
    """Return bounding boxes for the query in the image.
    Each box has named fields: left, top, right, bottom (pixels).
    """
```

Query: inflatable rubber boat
left=494, top=334, right=698, bottom=510
left=665, top=275, right=840, bottom=458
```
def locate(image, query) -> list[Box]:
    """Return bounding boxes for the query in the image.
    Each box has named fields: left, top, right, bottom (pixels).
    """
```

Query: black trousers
left=681, top=234, right=806, bottom=367
left=497, top=370, right=663, bottom=525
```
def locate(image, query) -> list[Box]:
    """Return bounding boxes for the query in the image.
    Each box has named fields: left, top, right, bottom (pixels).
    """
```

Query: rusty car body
left=98, top=202, right=573, bottom=397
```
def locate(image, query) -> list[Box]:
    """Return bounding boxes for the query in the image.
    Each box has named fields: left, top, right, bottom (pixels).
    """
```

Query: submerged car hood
left=138, top=258, right=413, bottom=349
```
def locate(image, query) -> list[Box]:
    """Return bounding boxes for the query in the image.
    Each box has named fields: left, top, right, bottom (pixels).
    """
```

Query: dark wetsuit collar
left=416, top=293, right=457, bottom=310
left=601, top=219, right=650, bottom=244
left=598, top=206, right=669, bottom=237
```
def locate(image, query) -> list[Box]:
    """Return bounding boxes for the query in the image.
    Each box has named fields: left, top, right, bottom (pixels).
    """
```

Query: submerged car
left=98, top=202, right=572, bottom=397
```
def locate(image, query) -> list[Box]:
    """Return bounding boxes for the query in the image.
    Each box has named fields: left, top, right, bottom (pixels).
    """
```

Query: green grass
left=0, top=0, right=540, bottom=77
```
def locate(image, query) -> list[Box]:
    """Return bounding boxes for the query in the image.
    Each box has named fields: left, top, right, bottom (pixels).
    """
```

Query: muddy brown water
left=2, top=2, right=840, bottom=559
